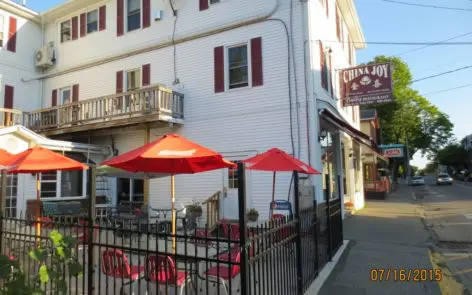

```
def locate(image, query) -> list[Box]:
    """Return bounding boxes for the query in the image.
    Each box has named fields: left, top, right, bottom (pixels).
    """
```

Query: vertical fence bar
left=0, top=170, right=6, bottom=255
left=87, top=167, right=96, bottom=295
left=237, top=162, right=249, bottom=295
left=337, top=174, right=344, bottom=244
left=325, top=174, right=332, bottom=261
left=293, top=171, right=303, bottom=295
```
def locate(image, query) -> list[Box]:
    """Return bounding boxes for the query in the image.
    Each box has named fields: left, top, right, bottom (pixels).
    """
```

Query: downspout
left=24, top=0, right=280, bottom=81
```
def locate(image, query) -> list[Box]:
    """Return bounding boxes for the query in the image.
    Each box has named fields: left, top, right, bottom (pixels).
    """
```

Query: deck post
left=87, top=167, right=96, bottom=295
left=143, top=126, right=150, bottom=205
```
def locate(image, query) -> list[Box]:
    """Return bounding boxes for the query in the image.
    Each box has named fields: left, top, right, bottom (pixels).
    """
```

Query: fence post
left=237, top=162, right=249, bottom=295
left=325, top=174, right=332, bottom=261
left=87, top=167, right=96, bottom=295
left=0, top=170, right=6, bottom=255
left=337, top=174, right=344, bottom=243
left=293, top=171, right=304, bottom=294
left=314, top=198, right=319, bottom=276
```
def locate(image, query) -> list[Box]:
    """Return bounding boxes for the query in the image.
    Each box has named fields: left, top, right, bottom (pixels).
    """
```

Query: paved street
left=319, top=183, right=442, bottom=295
left=412, top=176, right=472, bottom=294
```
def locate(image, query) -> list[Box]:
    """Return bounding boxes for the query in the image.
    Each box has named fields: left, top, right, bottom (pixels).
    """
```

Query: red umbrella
left=0, top=149, right=13, bottom=167
left=243, top=148, right=320, bottom=218
left=102, top=133, right=235, bottom=249
left=6, top=147, right=88, bottom=238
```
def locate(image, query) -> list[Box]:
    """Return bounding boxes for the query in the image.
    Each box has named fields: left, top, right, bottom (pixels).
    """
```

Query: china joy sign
left=339, top=62, right=393, bottom=106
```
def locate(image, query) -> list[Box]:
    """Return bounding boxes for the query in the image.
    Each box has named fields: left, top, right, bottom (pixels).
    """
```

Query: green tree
left=361, top=56, right=454, bottom=176
left=435, top=144, right=469, bottom=169
left=422, top=162, right=438, bottom=174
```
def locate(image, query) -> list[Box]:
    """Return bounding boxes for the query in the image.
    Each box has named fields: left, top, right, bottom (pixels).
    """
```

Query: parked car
left=436, top=174, right=453, bottom=185
left=411, top=176, right=425, bottom=186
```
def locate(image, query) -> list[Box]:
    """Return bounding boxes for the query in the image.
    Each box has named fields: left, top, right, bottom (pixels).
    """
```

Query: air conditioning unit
left=35, top=42, right=55, bottom=69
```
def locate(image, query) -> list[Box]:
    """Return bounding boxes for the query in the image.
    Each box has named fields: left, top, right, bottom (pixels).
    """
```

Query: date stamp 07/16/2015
left=370, top=268, right=442, bottom=282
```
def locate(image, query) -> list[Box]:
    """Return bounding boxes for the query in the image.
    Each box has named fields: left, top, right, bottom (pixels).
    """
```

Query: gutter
left=0, top=0, right=40, bottom=23
left=37, top=139, right=112, bottom=155
left=24, top=0, right=280, bottom=81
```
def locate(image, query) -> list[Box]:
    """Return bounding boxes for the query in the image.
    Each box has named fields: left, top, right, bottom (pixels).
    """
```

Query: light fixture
left=318, top=129, right=328, bottom=142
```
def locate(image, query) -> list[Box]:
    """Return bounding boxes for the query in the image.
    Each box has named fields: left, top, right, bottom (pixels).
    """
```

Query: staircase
left=202, top=191, right=221, bottom=230
left=95, top=175, right=111, bottom=221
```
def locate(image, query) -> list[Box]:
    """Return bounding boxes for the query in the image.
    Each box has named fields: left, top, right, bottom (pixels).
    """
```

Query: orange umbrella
left=102, top=133, right=235, bottom=249
left=6, top=147, right=88, bottom=238
left=0, top=149, right=13, bottom=167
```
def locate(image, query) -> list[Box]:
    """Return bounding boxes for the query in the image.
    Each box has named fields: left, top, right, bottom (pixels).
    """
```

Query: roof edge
left=0, top=0, right=40, bottom=23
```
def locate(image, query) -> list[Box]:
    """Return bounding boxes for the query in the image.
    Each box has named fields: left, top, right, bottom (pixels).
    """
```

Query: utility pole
left=405, top=134, right=411, bottom=185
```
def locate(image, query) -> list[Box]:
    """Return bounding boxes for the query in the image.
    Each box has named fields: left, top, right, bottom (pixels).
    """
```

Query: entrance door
left=222, top=160, right=241, bottom=220
left=5, top=174, right=17, bottom=217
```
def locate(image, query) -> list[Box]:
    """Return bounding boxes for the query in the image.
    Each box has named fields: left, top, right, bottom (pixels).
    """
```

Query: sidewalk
left=316, top=184, right=441, bottom=295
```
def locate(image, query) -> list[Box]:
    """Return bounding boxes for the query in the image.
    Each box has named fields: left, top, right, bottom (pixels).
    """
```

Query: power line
left=381, top=0, right=472, bottom=11
left=412, top=65, right=472, bottom=83
left=395, top=32, right=472, bottom=56
left=321, top=40, right=472, bottom=45
left=423, top=83, right=472, bottom=96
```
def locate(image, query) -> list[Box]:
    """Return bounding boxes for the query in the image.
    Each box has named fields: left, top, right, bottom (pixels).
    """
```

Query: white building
left=0, top=0, right=373, bottom=221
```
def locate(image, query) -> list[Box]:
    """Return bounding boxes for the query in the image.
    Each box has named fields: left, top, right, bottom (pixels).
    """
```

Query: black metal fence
left=0, top=167, right=344, bottom=295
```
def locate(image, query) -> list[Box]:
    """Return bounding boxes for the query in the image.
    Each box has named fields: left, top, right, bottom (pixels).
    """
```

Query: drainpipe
left=23, top=0, right=280, bottom=81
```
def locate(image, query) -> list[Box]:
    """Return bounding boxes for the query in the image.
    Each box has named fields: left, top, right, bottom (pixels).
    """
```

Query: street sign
left=339, top=62, right=393, bottom=106
left=380, top=144, right=405, bottom=158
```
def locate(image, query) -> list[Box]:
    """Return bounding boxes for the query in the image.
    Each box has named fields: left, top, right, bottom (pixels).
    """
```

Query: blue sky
left=25, top=0, right=472, bottom=168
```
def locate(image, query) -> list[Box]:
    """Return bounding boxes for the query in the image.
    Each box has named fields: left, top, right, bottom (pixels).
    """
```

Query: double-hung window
left=60, top=20, right=71, bottom=43
left=117, top=178, right=144, bottom=204
left=127, top=0, right=141, bottom=32
left=87, top=9, right=98, bottom=34
left=210, top=0, right=220, bottom=4
left=60, top=87, right=71, bottom=104
left=0, top=15, right=4, bottom=47
left=228, top=45, right=249, bottom=89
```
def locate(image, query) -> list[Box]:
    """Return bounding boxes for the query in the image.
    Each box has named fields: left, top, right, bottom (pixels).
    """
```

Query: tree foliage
left=435, top=144, right=469, bottom=169
left=361, top=56, right=454, bottom=172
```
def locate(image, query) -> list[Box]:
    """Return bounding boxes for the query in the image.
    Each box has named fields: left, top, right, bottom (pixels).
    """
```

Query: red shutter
left=72, top=16, right=78, bottom=40
left=52, top=89, right=58, bottom=106
left=199, top=0, right=209, bottom=11
left=117, top=0, right=124, bottom=36
left=72, top=84, right=79, bottom=102
left=319, top=42, right=327, bottom=90
left=251, top=37, right=263, bottom=87
left=99, top=5, right=107, bottom=31
left=214, top=46, right=225, bottom=93
left=143, top=0, right=151, bottom=28
left=142, top=64, right=151, bottom=86
left=116, top=71, right=123, bottom=108
left=6, top=17, right=17, bottom=53
left=80, top=13, right=86, bottom=37
left=4, top=85, right=14, bottom=109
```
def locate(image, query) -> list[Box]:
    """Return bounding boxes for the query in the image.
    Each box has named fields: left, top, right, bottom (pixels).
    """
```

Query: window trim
left=60, top=19, right=72, bottom=43
left=60, top=87, right=72, bottom=105
left=40, top=170, right=88, bottom=200
left=125, top=68, right=141, bottom=91
left=86, top=9, right=99, bottom=34
left=126, top=0, right=141, bottom=32
left=209, top=0, right=221, bottom=5
left=225, top=42, right=252, bottom=91
left=0, top=14, right=4, bottom=48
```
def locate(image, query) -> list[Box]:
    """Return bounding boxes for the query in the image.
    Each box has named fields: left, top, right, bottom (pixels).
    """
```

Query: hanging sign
left=339, top=62, right=393, bottom=106
left=380, top=144, right=405, bottom=158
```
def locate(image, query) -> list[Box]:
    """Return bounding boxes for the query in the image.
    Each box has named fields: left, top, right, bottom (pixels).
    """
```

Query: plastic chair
left=75, top=220, right=99, bottom=250
left=205, top=249, right=241, bottom=295
left=145, top=255, right=194, bottom=295
left=101, top=249, right=145, bottom=294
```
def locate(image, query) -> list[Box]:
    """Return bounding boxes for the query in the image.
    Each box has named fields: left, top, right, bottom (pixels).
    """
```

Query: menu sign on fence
left=339, top=62, right=393, bottom=106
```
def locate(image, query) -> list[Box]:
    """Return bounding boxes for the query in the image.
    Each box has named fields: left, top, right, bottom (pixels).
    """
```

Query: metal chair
left=145, top=255, right=195, bottom=295
left=101, top=249, right=145, bottom=295
left=205, top=248, right=241, bottom=295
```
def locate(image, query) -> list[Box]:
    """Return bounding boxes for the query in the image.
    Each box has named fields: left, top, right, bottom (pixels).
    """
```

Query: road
left=412, top=176, right=472, bottom=294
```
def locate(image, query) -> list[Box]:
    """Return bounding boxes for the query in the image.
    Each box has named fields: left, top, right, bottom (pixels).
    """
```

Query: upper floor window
left=87, top=9, right=98, bottom=34
left=0, top=15, right=3, bottom=47
left=127, top=0, right=141, bottom=32
left=210, top=0, right=220, bottom=4
left=60, top=87, right=71, bottom=104
left=61, top=20, right=71, bottom=43
left=126, top=68, right=141, bottom=91
left=228, top=45, right=249, bottom=89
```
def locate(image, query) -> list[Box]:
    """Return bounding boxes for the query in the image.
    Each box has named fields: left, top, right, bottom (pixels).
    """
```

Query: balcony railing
left=0, top=108, right=27, bottom=128
left=19, top=85, right=184, bottom=134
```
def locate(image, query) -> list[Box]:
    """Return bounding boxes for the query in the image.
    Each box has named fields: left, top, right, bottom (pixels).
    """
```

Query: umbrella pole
left=270, top=171, right=276, bottom=219
left=36, top=174, right=41, bottom=246
left=171, top=175, right=176, bottom=252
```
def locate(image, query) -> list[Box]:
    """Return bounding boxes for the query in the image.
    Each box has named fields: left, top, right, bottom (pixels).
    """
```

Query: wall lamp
left=318, top=129, right=328, bottom=142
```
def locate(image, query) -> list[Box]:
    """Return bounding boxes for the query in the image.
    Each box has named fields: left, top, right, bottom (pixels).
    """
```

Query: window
left=61, top=20, right=71, bottom=43
left=61, top=170, right=83, bottom=197
left=5, top=175, right=17, bottom=217
left=228, top=45, right=249, bottom=89
left=210, top=0, right=220, bottom=4
left=126, top=68, right=141, bottom=91
left=87, top=10, right=98, bottom=34
left=127, top=0, right=141, bottom=32
left=0, top=15, right=3, bottom=47
left=117, top=178, right=144, bottom=204
left=228, top=161, right=241, bottom=189
left=60, top=87, right=71, bottom=104
left=40, top=172, right=58, bottom=198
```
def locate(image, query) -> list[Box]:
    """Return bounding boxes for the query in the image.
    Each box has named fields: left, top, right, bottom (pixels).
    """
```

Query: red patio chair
left=205, top=248, right=241, bottom=295
left=75, top=220, right=99, bottom=249
left=101, top=249, right=145, bottom=294
left=145, top=255, right=194, bottom=295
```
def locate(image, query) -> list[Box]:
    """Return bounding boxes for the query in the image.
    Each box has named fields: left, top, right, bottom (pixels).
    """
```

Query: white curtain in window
left=128, top=0, right=140, bottom=12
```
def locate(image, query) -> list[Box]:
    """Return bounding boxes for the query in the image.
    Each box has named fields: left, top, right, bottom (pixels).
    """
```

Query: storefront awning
left=319, top=108, right=387, bottom=161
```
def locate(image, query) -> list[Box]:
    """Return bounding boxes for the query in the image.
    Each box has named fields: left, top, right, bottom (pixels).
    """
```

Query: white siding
left=0, top=7, right=41, bottom=111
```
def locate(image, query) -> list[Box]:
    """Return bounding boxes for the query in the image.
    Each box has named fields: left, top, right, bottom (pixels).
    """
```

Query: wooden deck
left=0, top=85, right=184, bottom=136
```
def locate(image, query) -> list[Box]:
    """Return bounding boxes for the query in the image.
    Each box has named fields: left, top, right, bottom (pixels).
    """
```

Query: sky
left=21, top=0, right=472, bottom=169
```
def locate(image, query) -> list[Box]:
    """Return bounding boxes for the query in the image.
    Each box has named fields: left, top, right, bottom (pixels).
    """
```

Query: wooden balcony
left=3, top=85, right=184, bottom=136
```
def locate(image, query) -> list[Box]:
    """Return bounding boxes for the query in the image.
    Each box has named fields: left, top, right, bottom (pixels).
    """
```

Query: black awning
left=65, top=152, right=96, bottom=165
